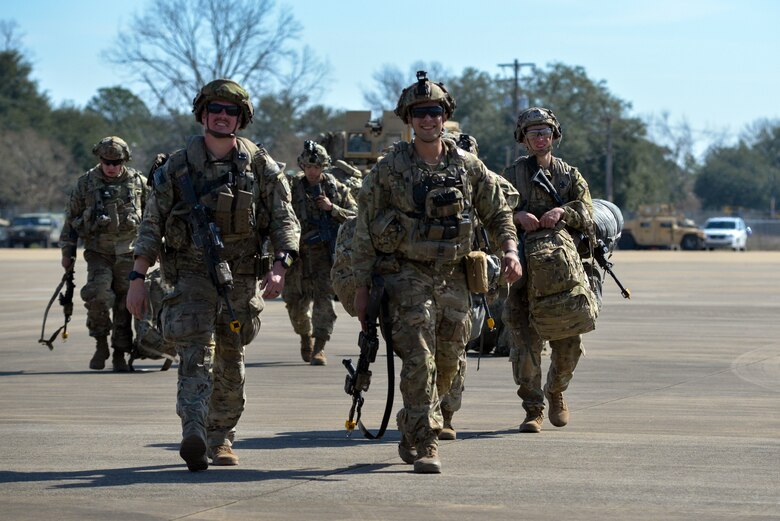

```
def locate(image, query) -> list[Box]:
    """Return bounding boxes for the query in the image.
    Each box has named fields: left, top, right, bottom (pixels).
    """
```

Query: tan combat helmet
left=297, top=140, right=331, bottom=169
left=192, top=79, right=254, bottom=130
left=92, top=136, right=131, bottom=162
left=514, top=107, right=562, bottom=143
left=394, top=70, right=456, bottom=124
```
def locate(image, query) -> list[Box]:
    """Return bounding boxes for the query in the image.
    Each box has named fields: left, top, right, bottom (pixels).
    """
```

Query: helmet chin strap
left=206, top=127, right=236, bottom=139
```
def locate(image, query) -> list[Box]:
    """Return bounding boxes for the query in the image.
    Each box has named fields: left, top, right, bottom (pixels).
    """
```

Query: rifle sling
left=38, top=271, right=72, bottom=350
left=357, top=289, right=395, bottom=440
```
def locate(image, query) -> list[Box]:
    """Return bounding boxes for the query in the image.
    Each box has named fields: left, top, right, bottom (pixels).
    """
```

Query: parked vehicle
left=619, top=204, right=705, bottom=250
left=7, top=213, right=64, bottom=248
left=0, top=218, right=9, bottom=247
left=703, top=217, right=751, bottom=251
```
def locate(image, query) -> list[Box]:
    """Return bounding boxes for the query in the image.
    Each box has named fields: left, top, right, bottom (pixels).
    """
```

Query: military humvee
left=619, top=204, right=705, bottom=250
left=318, top=110, right=412, bottom=174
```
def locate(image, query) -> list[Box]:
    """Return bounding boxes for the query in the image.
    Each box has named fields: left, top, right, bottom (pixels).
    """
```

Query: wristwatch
left=128, top=270, right=147, bottom=281
left=503, top=249, right=519, bottom=257
left=273, top=252, right=294, bottom=270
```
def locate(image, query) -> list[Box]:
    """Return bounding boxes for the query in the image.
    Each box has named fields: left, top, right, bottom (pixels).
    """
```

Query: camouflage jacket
left=353, top=139, right=517, bottom=289
left=329, top=160, right=363, bottom=200
left=134, top=136, right=300, bottom=273
left=60, top=165, right=148, bottom=257
left=289, top=171, right=357, bottom=252
left=501, top=155, right=593, bottom=235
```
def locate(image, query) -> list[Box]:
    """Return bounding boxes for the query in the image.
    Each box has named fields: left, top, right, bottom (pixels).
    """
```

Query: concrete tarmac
left=0, top=249, right=778, bottom=521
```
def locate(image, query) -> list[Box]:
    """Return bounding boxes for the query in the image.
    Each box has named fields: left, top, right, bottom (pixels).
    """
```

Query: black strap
left=38, top=270, right=73, bottom=350
left=357, top=291, right=395, bottom=439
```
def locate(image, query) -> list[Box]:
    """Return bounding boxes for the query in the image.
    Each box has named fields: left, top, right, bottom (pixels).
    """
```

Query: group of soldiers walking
left=57, top=71, right=604, bottom=474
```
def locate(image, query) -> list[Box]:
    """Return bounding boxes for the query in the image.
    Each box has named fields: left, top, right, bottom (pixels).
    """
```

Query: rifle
left=594, top=239, right=631, bottom=299
left=531, top=168, right=564, bottom=207
left=176, top=174, right=241, bottom=334
left=531, top=168, right=630, bottom=299
left=39, top=267, right=75, bottom=350
left=342, top=274, right=394, bottom=439
left=305, top=182, right=338, bottom=261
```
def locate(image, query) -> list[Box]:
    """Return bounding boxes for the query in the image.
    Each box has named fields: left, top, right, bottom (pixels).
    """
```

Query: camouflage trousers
left=80, top=250, right=134, bottom=351
left=386, top=260, right=471, bottom=445
left=503, top=281, right=582, bottom=414
left=160, top=270, right=264, bottom=448
left=441, top=348, right=466, bottom=416
left=282, top=244, right=336, bottom=340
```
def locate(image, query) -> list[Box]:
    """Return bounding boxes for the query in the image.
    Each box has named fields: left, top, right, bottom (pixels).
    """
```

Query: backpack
left=525, top=222, right=599, bottom=341
left=130, top=267, right=176, bottom=369
left=331, top=216, right=359, bottom=317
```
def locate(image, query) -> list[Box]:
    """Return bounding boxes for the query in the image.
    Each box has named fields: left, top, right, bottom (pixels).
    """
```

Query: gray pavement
left=0, top=248, right=778, bottom=521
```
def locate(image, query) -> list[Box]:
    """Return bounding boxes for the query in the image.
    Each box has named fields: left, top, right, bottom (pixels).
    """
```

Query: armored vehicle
left=618, top=204, right=704, bottom=250
left=318, top=110, right=412, bottom=174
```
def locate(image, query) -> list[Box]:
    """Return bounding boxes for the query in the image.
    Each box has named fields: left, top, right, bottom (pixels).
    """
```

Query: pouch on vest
left=525, top=223, right=598, bottom=340
left=464, top=250, right=490, bottom=294
left=370, top=209, right=405, bottom=253
left=233, top=189, right=253, bottom=235
left=213, top=187, right=234, bottom=235
left=425, top=187, right=465, bottom=219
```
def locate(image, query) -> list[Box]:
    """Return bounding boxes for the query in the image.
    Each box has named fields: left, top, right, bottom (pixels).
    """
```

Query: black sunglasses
left=206, top=102, right=242, bottom=117
left=100, top=158, right=123, bottom=166
left=410, top=106, right=444, bottom=119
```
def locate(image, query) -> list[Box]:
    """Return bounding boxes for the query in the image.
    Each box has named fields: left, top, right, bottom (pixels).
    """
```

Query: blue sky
left=5, top=0, right=779, bottom=156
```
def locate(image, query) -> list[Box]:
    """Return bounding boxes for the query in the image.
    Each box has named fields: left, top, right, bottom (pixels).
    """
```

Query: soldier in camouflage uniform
left=352, top=71, right=522, bottom=474
left=60, top=136, right=148, bottom=372
left=284, top=141, right=357, bottom=366
left=501, top=107, right=594, bottom=433
left=126, top=79, right=300, bottom=472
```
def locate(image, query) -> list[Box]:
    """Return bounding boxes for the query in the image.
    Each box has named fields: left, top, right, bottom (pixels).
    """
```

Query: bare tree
left=0, top=19, right=23, bottom=52
left=103, top=0, right=328, bottom=119
left=0, top=128, right=74, bottom=212
left=646, top=112, right=699, bottom=169
left=363, top=62, right=451, bottom=113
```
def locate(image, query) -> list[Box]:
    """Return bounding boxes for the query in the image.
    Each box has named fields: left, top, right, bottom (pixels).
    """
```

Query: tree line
left=1, top=0, right=778, bottom=217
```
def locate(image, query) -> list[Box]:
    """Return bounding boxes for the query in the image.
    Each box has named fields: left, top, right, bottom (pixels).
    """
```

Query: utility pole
left=498, top=59, right=535, bottom=164
left=605, top=115, right=614, bottom=201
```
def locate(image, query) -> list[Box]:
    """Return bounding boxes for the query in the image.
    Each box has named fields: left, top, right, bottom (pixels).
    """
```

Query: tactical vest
left=370, top=141, right=476, bottom=263
left=160, top=136, right=279, bottom=264
left=504, top=156, right=579, bottom=218
left=291, top=172, right=341, bottom=243
left=74, top=167, right=146, bottom=254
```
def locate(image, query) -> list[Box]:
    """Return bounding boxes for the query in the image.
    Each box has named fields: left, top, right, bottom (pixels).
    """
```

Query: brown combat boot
left=112, top=350, right=129, bottom=372
left=398, top=433, right=417, bottom=464
left=545, top=390, right=569, bottom=427
left=300, top=335, right=313, bottom=363
left=439, top=409, right=456, bottom=440
left=519, top=410, right=544, bottom=433
left=414, top=434, right=441, bottom=474
left=310, top=337, right=327, bottom=366
left=89, top=337, right=110, bottom=370
left=209, top=444, right=239, bottom=466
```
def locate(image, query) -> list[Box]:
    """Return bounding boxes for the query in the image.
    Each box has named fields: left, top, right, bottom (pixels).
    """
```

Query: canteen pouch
left=464, top=250, right=490, bottom=294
